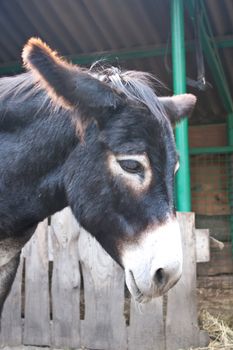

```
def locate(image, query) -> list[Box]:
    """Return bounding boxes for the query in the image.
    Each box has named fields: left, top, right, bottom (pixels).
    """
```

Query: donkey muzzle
left=122, top=218, right=183, bottom=302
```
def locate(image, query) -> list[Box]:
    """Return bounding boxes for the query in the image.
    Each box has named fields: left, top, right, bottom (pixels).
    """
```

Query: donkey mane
left=0, top=64, right=166, bottom=120
left=89, top=64, right=166, bottom=119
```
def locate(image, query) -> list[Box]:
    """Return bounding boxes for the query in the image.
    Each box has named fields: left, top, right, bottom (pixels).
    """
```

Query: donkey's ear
left=159, top=94, right=197, bottom=123
left=22, top=38, right=122, bottom=112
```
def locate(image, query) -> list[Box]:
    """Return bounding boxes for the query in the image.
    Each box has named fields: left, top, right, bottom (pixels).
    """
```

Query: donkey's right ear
left=22, top=38, right=122, bottom=113
left=158, top=94, right=197, bottom=123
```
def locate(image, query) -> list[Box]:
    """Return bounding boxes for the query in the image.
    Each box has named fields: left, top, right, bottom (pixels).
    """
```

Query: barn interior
left=0, top=0, right=233, bottom=346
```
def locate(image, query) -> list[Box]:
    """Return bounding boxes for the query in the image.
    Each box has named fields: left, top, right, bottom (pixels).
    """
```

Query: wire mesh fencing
left=190, top=152, right=233, bottom=243
left=191, top=152, right=233, bottom=319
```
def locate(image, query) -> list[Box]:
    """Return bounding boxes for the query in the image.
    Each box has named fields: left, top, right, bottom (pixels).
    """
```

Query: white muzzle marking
left=121, top=218, right=183, bottom=303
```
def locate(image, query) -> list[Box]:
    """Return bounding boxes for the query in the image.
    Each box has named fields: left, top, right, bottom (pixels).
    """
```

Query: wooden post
left=50, top=208, right=81, bottom=348
left=78, top=227, right=127, bottom=350
left=165, top=213, right=209, bottom=349
left=23, top=220, right=50, bottom=346
left=0, top=257, right=23, bottom=346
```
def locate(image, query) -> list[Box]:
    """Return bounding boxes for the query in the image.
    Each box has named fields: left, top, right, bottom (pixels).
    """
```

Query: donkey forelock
left=90, top=64, right=167, bottom=120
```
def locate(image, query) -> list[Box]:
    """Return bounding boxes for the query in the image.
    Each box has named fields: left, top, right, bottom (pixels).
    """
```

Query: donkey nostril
left=154, top=268, right=166, bottom=285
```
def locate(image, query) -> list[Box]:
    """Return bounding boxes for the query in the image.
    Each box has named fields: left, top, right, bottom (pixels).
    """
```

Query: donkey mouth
left=125, top=268, right=180, bottom=303
left=126, top=270, right=151, bottom=304
left=129, top=270, right=144, bottom=301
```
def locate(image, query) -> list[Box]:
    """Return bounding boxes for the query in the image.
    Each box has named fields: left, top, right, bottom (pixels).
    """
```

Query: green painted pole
left=227, top=113, right=233, bottom=146
left=227, top=113, right=233, bottom=255
left=171, top=0, right=191, bottom=211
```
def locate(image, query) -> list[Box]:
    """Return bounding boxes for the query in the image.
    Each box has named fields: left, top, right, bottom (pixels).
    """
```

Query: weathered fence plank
left=128, top=297, right=165, bottom=350
left=23, top=220, right=50, bottom=346
left=195, top=228, right=210, bottom=263
left=0, top=256, right=23, bottom=346
left=165, top=213, right=207, bottom=350
left=79, top=228, right=127, bottom=350
left=50, top=208, right=81, bottom=348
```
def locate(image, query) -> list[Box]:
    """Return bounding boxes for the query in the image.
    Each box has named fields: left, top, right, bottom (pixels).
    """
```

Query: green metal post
left=227, top=113, right=233, bottom=146
left=227, top=113, right=233, bottom=255
left=171, top=0, right=191, bottom=211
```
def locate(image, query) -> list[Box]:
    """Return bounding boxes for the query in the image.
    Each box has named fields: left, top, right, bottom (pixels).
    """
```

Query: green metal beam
left=0, top=44, right=169, bottom=76
left=201, top=36, right=233, bottom=113
left=171, top=0, right=191, bottom=212
left=190, top=146, right=233, bottom=155
left=0, top=64, right=24, bottom=76
left=214, top=35, right=233, bottom=49
left=0, top=34, right=233, bottom=76
left=186, top=1, right=233, bottom=114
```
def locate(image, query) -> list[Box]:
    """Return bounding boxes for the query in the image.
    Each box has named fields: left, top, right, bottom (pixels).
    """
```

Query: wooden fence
left=0, top=209, right=209, bottom=350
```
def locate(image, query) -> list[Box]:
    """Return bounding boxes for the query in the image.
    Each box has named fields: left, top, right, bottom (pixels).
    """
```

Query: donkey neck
left=0, top=84, right=79, bottom=238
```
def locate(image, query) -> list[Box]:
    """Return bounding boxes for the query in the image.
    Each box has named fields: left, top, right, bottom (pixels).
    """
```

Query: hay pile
left=188, top=310, right=233, bottom=350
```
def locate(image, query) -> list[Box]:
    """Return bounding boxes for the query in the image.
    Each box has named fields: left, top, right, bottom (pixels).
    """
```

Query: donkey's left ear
left=22, top=38, right=122, bottom=114
left=159, top=94, right=197, bottom=123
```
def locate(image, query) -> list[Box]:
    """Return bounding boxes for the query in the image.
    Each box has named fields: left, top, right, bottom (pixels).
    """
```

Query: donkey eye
left=118, top=159, right=143, bottom=174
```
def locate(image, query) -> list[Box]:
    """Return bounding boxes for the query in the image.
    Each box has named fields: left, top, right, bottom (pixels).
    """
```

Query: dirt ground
left=1, top=345, right=233, bottom=350
left=1, top=347, right=58, bottom=350
left=2, top=344, right=233, bottom=350
left=1, top=347, right=84, bottom=350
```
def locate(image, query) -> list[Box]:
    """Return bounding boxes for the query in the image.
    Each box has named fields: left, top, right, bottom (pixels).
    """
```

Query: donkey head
left=23, top=38, right=196, bottom=302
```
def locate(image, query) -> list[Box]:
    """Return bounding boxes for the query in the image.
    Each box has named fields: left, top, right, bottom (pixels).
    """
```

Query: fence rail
left=0, top=209, right=209, bottom=350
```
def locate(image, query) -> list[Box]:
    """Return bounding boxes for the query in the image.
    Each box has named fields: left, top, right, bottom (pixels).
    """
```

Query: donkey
left=0, top=38, right=196, bottom=314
